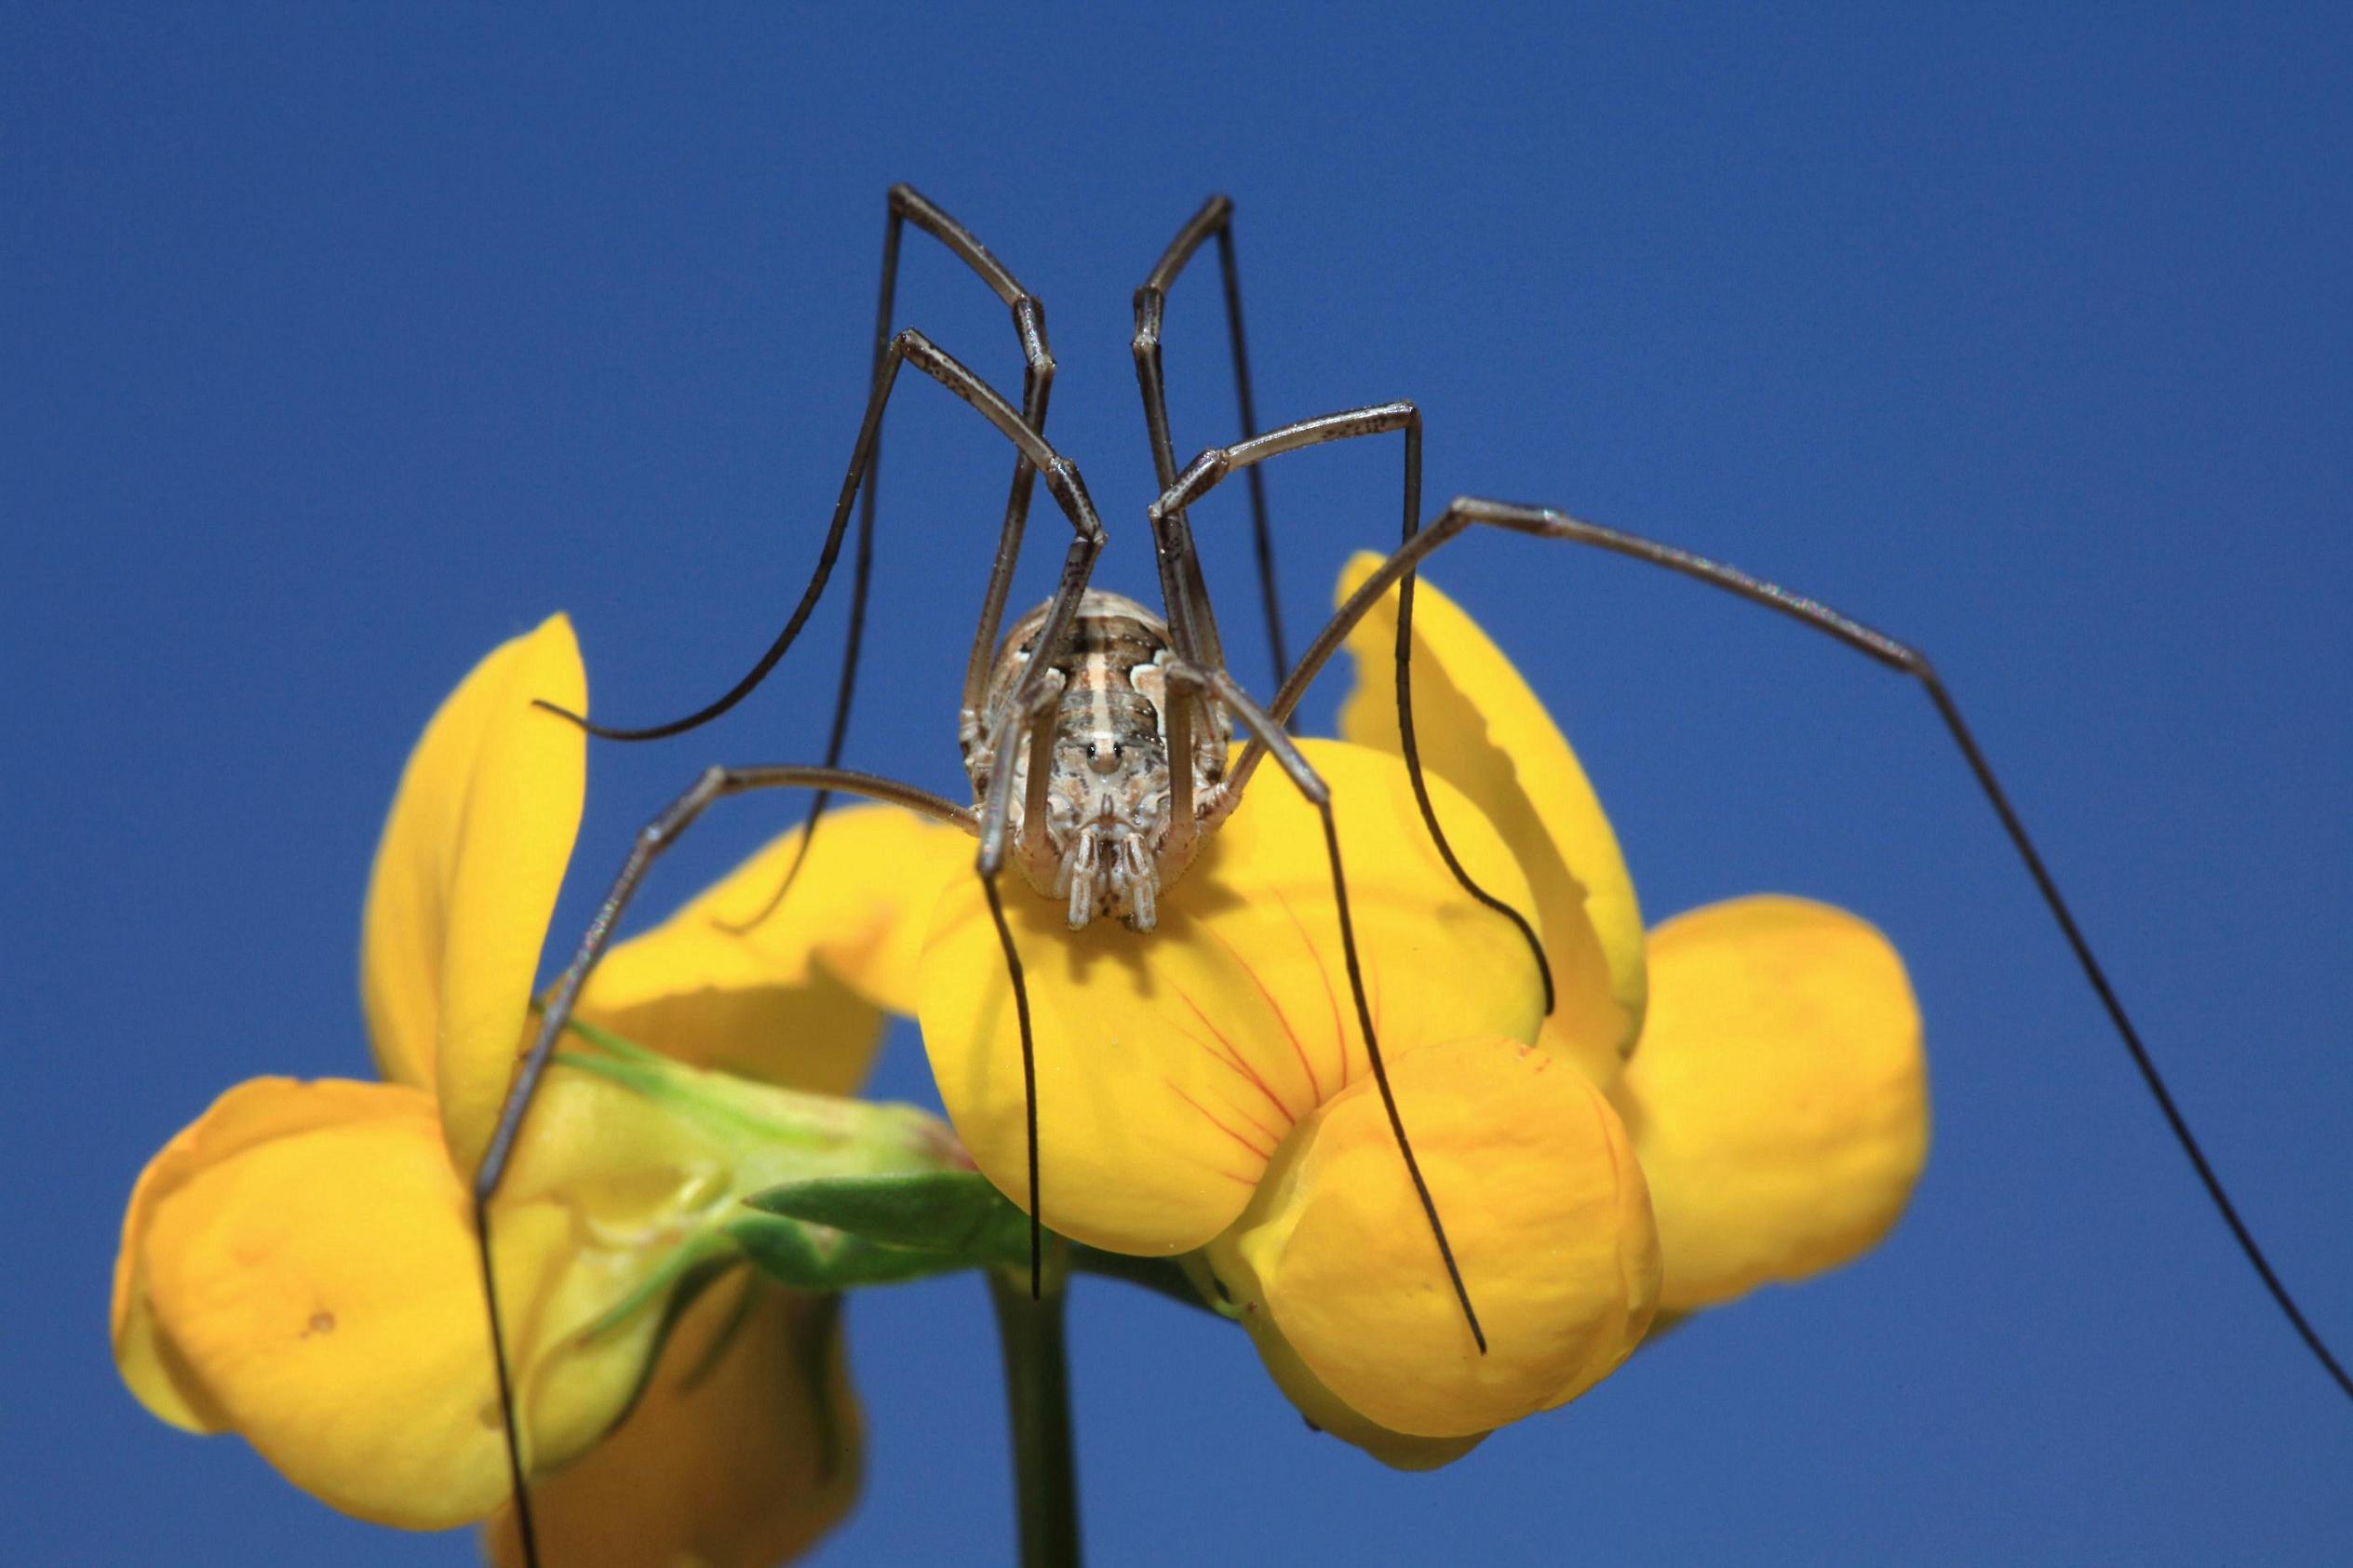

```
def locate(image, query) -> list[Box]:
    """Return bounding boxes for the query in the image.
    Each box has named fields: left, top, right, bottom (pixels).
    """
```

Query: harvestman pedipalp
left=470, top=185, right=2350, bottom=1565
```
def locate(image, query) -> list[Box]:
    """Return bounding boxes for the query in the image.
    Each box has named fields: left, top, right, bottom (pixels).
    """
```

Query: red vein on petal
left=1206, top=925, right=1323, bottom=1104
left=1170, top=981, right=1297, bottom=1131
left=1163, top=1079, right=1274, bottom=1165
left=1273, top=889, right=1351, bottom=1092
left=1163, top=1020, right=1287, bottom=1146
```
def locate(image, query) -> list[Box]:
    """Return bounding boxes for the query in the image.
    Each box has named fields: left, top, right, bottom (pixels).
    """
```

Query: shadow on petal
left=921, top=742, right=1542, bottom=1256
left=125, top=1079, right=553, bottom=1527
left=1235, top=1305, right=1486, bottom=1472
left=487, top=1276, right=861, bottom=1568
left=358, top=613, right=587, bottom=1176
left=114, top=1077, right=399, bottom=1437
left=584, top=804, right=975, bottom=1095
left=1207, top=1035, right=1659, bottom=1439
left=1335, top=555, right=1647, bottom=1081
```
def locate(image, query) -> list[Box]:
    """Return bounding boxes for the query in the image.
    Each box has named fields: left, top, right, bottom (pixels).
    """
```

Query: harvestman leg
left=475, top=765, right=971, bottom=1565
left=1166, top=656, right=1489, bottom=1350
left=1131, top=194, right=1286, bottom=683
left=1147, top=405, right=1557, bottom=1011
left=537, top=326, right=1079, bottom=760
left=884, top=185, right=1062, bottom=735
left=488, top=331, right=1110, bottom=1563
left=1124, top=410, right=1548, bottom=1342
left=543, top=186, right=1061, bottom=932
left=546, top=186, right=1057, bottom=747
left=727, top=186, right=1063, bottom=931
left=1167, top=447, right=2353, bottom=1406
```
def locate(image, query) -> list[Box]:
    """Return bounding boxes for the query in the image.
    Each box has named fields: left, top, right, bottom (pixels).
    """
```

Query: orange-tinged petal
left=1230, top=1303, right=1486, bottom=1471
left=118, top=1072, right=711, bottom=1528
left=1613, top=896, right=1929, bottom=1313
left=128, top=1079, right=537, bottom=1526
left=486, top=1278, right=861, bottom=1568
left=583, top=804, right=971, bottom=1094
left=1173, top=1252, right=1468, bottom=1466
left=1206, top=1036, right=1658, bottom=1438
left=1336, top=555, right=1646, bottom=1081
left=920, top=740, right=1542, bottom=1254
left=114, top=1077, right=395, bottom=1435
left=359, top=614, right=587, bottom=1174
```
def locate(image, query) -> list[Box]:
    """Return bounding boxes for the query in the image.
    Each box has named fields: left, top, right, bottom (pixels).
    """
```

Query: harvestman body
left=972, top=590, right=1233, bottom=931
left=466, top=184, right=2349, bottom=1565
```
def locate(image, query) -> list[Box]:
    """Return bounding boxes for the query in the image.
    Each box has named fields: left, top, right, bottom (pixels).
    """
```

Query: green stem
left=987, top=1269, right=1082, bottom=1568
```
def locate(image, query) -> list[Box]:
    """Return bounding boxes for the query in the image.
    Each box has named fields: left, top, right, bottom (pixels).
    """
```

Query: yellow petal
left=359, top=614, right=587, bottom=1174
left=486, top=1278, right=861, bottom=1568
left=127, top=1079, right=540, bottom=1526
left=118, top=1073, right=709, bottom=1529
left=1231, top=1301, right=1486, bottom=1471
left=1613, top=896, right=1929, bottom=1313
left=920, top=740, right=1543, bottom=1254
left=114, top=1077, right=395, bottom=1435
left=1336, top=554, right=1646, bottom=1081
left=583, top=804, right=972, bottom=1095
left=1206, top=1036, right=1659, bottom=1438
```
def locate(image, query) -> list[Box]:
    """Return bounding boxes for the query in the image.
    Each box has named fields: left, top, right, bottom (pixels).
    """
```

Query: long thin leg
left=475, top=764, right=977, bottom=1564
left=538, top=325, right=1094, bottom=756
left=981, top=851, right=1044, bottom=1297
left=723, top=186, right=1059, bottom=932
left=1169, top=657, right=1487, bottom=1352
left=707, top=328, right=1112, bottom=1317
left=1254, top=495, right=2353, bottom=1404
left=719, top=445, right=878, bottom=939
left=1148, top=406, right=1555, bottom=1012
left=970, top=667, right=1096, bottom=1300
left=881, top=185, right=1061, bottom=736
left=1132, top=194, right=1285, bottom=685
left=833, top=597, right=1074, bottom=1310
left=558, top=186, right=1056, bottom=749
left=489, top=337, right=1109, bottom=1560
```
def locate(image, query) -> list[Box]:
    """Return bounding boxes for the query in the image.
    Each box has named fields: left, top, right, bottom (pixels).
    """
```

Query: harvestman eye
left=465, top=185, right=2353, bottom=1567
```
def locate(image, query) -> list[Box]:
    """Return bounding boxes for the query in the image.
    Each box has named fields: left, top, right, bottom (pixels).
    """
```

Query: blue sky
left=9, top=5, right=2350, bottom=1563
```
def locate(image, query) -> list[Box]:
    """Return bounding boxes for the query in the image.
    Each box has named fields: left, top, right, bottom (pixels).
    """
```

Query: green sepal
left=725, top=1211, right=976, bottom=1291
left=745, top=1172, right=1032, bottom=1268
left=575, top=1230, right=740, bottom=1346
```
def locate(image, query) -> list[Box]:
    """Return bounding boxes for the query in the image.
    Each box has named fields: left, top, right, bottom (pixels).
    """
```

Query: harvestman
left=468, top=186, right=2348, bottom=1562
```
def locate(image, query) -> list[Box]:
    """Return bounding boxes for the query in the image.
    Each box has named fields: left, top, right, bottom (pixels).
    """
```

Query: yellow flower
left=919, top=558, right=1929, bottom=1463
left=918, top=674, right=1660, bottom=1449
left=1330, top=557, right=1929, bottom=1318
left=112, top=616, right=944, bottom=1561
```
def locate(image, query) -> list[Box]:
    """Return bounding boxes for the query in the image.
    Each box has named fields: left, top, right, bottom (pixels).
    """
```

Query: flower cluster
left=921, top=557, right=1929, bottom=1463
left=114, top=619, right=952, bottom=1564
left=114, top=565, right=1929, bottom=1556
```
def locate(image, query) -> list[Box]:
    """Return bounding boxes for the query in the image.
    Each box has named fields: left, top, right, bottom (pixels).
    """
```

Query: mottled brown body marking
left=964, top=589, right=1233, bottom=931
